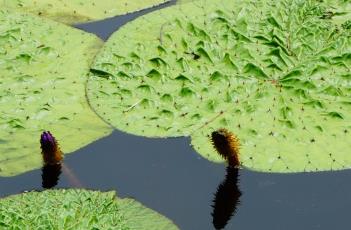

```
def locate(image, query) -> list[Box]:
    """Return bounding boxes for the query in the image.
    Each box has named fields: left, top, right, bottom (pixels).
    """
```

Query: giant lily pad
left=0, top=10, right=112, bottom=176
left=87, top=0, right=351, bottom=173
left=324, top=0, right=351, bottom=26
left=0, top=0, right=170, bottom=24
left=0, top=189, right=179, bottom=229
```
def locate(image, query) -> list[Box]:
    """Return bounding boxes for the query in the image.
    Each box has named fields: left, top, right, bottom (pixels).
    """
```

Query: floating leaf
left=0, top=189, right=179, bottom=229
left=87, top=0, right=351, bottom=172
left=0, top=10, right=111, bottom=176
left=0, top=0, right=171, bottom=24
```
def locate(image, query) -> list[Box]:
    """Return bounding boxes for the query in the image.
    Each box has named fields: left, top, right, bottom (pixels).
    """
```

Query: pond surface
left=1, top=2, right=351, bottom=230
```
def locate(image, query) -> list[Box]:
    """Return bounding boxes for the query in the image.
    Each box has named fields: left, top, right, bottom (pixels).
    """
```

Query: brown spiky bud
left=211, top=128, right=240, bottom=167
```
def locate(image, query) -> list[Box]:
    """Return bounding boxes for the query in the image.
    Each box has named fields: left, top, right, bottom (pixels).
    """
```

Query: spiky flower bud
left=211, top=128, right=240, bottom=167
left=40, top=131, right=63, bottom=165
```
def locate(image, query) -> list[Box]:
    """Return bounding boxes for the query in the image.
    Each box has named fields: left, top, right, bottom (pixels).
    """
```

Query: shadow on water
left=1, top=2, right=351, bottom=230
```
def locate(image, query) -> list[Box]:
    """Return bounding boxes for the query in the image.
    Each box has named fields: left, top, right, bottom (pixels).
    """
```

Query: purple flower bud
left=41, top=131, right=54, bottom=145
left=40, top=131, right=56, bottom=152
left=40, top=131, right=63, bottom=165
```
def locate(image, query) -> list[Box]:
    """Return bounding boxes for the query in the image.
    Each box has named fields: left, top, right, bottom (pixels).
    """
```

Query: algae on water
left=0, top=10, right=112, bottom=176
left=0, top=0, right=171, bottom=24
left=0, top=189, right=179, bottom=229
left=87, top=0, right=351, bottom=173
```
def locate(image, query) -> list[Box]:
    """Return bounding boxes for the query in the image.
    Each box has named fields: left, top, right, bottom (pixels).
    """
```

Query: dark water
left=75, top=0, right=176, bottom=40
left=1, top=2, right=351, bottom=230
left=1, top=131, right=351, bottom=230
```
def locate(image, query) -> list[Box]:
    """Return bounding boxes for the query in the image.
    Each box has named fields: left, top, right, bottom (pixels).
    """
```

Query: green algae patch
left=0, top=10, right=112, bottom=177
left=87, top=0, right=351, bottom=173
left=0, top=0, right=170, bottom=24
left=0, top=189, right=179, bottom=229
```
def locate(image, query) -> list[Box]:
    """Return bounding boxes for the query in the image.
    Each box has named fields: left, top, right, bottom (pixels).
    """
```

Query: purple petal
left=40, top=131, right=55, bottom=147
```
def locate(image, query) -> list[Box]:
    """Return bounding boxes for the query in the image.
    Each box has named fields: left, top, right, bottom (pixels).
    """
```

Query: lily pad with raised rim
left=0, top=10, right=112, bottom=176
left=87, top=0, right=351, bottom=173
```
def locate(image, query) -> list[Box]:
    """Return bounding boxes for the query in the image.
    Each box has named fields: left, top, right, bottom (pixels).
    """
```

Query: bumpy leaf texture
left=0, top=0, right=171, bottom=24
left=0, top=10, right=112, bottom=176
left=87, top=0, right=351, bottom=173
left=0, top=189, right=179, bottom=229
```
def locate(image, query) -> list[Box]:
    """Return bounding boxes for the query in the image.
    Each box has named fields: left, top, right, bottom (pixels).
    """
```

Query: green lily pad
left=87, top=0, right=351, bottom=173
left=323, top=0, right=351, bottom=26
left=0, top=10, right=112, bottom=176
left=0, top=189, right=179, bottom=229
left=0, top=0, right=170, bottom=24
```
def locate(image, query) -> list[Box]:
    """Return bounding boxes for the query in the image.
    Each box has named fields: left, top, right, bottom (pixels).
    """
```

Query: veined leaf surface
left=0, top=189, right=179, bottom=229
left=0, top=10, right=112, bottom=176
left=87, top=0, right=351, bottom=172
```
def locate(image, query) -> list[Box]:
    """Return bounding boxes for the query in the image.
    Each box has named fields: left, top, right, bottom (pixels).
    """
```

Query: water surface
left=1, top=2, right=351, bottom=230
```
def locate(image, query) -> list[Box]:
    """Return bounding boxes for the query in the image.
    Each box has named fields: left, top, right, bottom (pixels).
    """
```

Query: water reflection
left=212, top=166, right=241, bottom=230
left=2, top=131, right=351, bottom=229
left=41, top=164, right=62, bottom=189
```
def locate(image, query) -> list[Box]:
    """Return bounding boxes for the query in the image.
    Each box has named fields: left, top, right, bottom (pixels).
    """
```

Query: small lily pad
left=0, top=10, right=112, bottom=176
left=0, top=0, right=171, bottom=24
left=87, top=0, right=351, bottom=173
left=0, top=189, right=179, bottom=229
